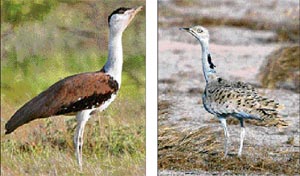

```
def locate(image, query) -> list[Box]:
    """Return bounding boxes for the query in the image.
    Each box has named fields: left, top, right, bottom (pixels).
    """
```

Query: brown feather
left=5, top=71, right=118, bottom=134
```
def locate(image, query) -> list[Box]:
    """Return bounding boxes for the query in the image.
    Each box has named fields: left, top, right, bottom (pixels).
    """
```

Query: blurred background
left=158, top=0, right=299, bottom=175
left=1, top=1, right=145, bottom=175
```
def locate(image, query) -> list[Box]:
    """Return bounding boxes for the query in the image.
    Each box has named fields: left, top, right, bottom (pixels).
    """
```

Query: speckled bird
left=5, top=6, right=143, bottom=170
left=180, top=26, right=285, bottom=157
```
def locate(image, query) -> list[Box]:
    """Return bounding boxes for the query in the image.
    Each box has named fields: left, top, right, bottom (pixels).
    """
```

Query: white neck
left=104, top=30, right=123, bottom=87
left=199, top=39, right=216, bottom=82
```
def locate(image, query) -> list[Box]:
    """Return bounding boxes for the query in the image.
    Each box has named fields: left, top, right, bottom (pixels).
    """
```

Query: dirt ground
left=158, top=0, right=299, bottom=175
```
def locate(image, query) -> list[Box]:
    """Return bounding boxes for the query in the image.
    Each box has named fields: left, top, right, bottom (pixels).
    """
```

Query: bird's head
left=180, top=25, right=209, bottom=44
left=108, top=6, right=143, bottom=34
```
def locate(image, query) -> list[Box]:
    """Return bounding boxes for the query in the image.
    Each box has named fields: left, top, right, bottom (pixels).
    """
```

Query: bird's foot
left=222, top=151, right=228, bottom=159
left=238, top=152, right=242, bottom=157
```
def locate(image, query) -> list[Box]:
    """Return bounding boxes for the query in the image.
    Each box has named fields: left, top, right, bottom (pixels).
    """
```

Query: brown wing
left=206, top=78, right=281, bottom=120
left=5, top=72, right=118, bottom=134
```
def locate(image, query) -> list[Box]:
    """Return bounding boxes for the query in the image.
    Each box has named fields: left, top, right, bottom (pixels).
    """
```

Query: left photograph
left=1, top=1, right=145, bottom=175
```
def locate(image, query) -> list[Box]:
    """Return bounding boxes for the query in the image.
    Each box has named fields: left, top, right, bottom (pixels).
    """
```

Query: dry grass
left=259, top=46, right=300, bottom=93
left=158, top=126, right=221, bottom=170
left=206, top=116, right=288, bottom=127
left=158, top=100, right=171, bottom=115
left=1, top=98, right=145, bottom=175
left=158, top=124, right=300, bottom=174
left=173, top=0, right=199, bottom=7
left=158, top=6, right=299, bottom=43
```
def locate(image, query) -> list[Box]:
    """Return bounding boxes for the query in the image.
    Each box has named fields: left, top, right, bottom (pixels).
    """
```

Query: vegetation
left=259, top=46, right=300, bottom=93
left=1, top=0, right=58, bottom=26
left=158, top=1, right=299, bottom=175
left=158, top=124, right=299, bottom=175
left=158, top=2, right=299, bottom=43
left=1, top=1, right=145, bottom=175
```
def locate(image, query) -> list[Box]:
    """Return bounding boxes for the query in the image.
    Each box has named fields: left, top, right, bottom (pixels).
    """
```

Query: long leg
left=238, top=119, right=245, bottom=157
left=219, top=117, right=230, bottom=157
left=74, top=110, right=91, bottom=171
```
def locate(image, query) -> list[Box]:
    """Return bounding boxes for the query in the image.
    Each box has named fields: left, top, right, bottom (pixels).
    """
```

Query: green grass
left=1, top=51, right=145, bottom=105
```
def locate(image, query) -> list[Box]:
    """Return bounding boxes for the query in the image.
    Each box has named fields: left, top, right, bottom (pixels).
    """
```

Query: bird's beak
left=180, top=27, right=197, bottom=38
left=126, top=6, right=143, bottom=26
left=134, top=6, right=143, bottom=14
left=179, top=27, right=190, bottom=32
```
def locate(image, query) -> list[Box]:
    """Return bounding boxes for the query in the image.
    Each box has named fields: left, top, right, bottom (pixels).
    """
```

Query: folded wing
left=5, top=72, right=118, bottom=134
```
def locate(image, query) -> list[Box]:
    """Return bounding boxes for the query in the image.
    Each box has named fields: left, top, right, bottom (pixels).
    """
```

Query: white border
left=146, top=1, right=158, bottom=175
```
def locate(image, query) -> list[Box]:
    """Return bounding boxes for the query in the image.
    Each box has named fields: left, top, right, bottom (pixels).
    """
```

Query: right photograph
left=158, top=1, right=299, bottom=175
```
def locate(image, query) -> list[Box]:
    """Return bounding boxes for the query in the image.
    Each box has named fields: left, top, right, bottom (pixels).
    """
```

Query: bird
left=180, top=25, right=285, bottom=157
left=5, top=6, right=143, bottom=170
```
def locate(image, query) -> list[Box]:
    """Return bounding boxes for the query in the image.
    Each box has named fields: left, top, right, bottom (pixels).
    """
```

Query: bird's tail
left=5, top=102, right=40, bottom=134
left=253, top=97, right=288, bottom=127
left=5, top=119, right=20, bottom=134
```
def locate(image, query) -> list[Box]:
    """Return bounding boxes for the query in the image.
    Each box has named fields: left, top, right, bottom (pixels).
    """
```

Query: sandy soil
left=158, top=0, right=299, bottom=175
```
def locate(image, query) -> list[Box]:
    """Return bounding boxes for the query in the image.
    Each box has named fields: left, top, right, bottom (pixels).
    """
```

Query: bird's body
left=5, top=71, right=118, bottom=134
left=180, top=26, right=284, bottom=157
left=5, top=6, right=143, bottom=170
left=203, top=78, right=280, bottom=120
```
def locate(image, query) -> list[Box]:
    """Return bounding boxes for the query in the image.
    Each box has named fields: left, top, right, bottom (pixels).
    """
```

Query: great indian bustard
left=180, top=26, right=285, bottom=157
left=5, top=6, right=143, bottom=170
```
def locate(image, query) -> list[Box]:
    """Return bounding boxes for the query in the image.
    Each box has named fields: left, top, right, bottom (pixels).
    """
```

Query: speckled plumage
left=180, top=25, right=286, bottom=157
left=203, top=78, right=281, bottom=120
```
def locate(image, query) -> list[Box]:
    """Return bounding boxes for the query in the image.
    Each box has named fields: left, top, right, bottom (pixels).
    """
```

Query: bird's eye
left=197, top=29, right=203, bottom=33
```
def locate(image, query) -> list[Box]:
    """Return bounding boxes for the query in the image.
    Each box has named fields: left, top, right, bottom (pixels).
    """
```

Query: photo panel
left=157, top=0, right=299, bottom=175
